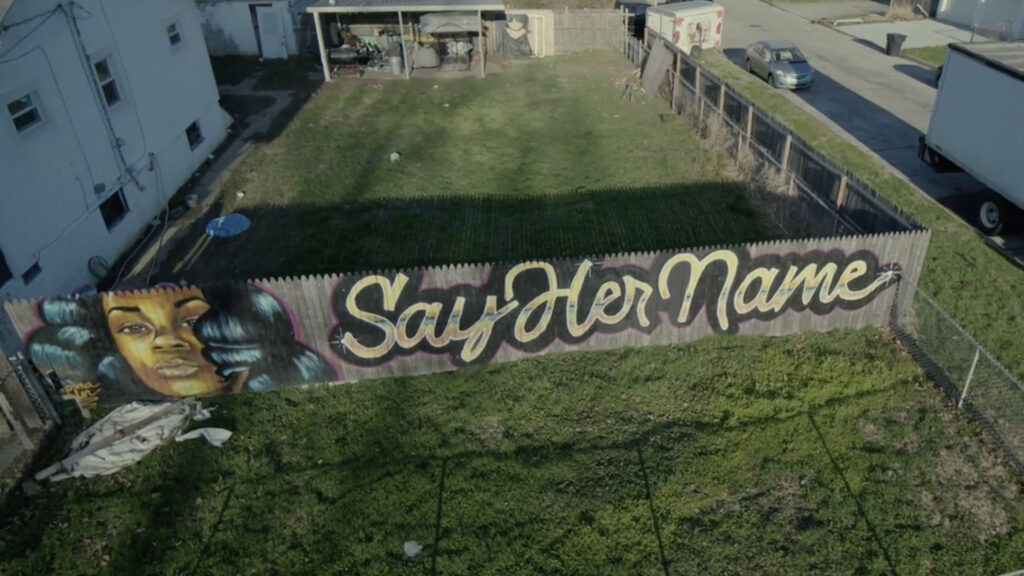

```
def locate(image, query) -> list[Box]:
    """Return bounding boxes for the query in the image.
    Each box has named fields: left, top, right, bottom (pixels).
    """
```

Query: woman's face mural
left=102, top=287, right=224, bottom=397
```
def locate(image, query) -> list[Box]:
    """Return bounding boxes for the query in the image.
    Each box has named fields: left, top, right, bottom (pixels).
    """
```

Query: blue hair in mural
left=26, top=284, right=336, bottom=406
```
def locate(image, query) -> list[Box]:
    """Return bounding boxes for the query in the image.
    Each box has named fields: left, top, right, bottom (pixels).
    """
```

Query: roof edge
left=949, top=42, right=1024, bottom=84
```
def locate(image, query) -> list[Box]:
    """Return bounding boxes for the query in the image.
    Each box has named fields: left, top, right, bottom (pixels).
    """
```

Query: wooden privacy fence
left=3, top=233, right=929, bottom=410
left=625, top=36, right=920, bottom=237
left=553, top=9, right=623, bottom=53
left=622, top=36, right=1024, bottom=473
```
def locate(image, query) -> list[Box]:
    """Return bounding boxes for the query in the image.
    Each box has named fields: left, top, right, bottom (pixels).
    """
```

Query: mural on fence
left=3, top=234, right=928, bottom=407
left=20, top=284, right=336, bottom=408
left=495, top=14, right=532, bottom=57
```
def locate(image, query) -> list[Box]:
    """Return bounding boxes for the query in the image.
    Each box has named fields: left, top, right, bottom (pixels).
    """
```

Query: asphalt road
left=714, top=0, right=1024, bottom=257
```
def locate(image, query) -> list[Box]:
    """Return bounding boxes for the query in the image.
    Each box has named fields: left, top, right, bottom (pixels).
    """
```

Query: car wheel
left=745, top=58, right=752, bottom=73
left=767, top=74, right=776, bottom=87
left=977, top=191, right=1006, bottom=236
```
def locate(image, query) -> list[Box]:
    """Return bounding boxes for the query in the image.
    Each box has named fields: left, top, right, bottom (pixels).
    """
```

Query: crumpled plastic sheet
left=41, top=400, right=232, bottom=482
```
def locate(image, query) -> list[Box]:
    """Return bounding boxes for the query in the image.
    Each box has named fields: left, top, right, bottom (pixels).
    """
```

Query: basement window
left=167, top=22, right=182, bottom=46
left=7, top=93, right=42, bottom=133
left=93, top=58, right=121, bottom=107
left=186, top=120, right=203, bottom=150
left=21, top=263, right=41, bottom=285
left=100, top=189, right=129, bottom=231
left=0, top=248, right=11, bottom=287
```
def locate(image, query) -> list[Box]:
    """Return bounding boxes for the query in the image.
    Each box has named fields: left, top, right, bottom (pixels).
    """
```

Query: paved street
left=714, top=0, right=1008, bottom=235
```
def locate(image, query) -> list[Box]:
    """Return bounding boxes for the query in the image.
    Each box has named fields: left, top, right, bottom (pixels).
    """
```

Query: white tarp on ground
left=36, top=399, right=231, bottom=482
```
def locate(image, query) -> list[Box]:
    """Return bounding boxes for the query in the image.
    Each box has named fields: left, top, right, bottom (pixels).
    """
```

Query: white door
left=255, top=6, right=287, bottom=59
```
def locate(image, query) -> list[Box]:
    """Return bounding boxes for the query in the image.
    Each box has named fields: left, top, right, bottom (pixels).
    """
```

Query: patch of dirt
left=473, top=416, right=505, bottom=450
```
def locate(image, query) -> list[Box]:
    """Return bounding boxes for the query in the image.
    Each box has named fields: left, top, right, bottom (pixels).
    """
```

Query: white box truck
left=919, top=42, right=1024, bottom=235
left=645, top=1, right=724, bottom=57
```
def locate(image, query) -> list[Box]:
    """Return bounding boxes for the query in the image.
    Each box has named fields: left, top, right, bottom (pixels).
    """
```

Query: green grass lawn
left=697, top=50, right=1024, bottom=384
left=903, top=45, right=949, bottom=67
left=164, top=53, right=783, bottom=281
left=2, top=329, right=1023, bottom=575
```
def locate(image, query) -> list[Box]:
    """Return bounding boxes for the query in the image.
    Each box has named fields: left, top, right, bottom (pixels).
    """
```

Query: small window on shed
left=167, top=22, right=182, bottom=46
left=21, top=263, right=41, bottom=285
left=101, top=189, right=129, bottom=231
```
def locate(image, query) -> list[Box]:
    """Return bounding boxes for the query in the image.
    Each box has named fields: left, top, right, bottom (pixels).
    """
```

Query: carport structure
left=306, top=0, right=505, bottom=81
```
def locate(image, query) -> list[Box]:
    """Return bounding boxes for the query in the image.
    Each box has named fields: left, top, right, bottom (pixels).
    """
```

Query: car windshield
left=772, top=48, right=806, bottom=63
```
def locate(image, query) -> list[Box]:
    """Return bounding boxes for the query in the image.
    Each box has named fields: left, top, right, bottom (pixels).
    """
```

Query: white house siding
left=938, top=0, right=1024, bottom=38
left=197, top=0, right=299, bottom=57
left=0, top=0, right=229, bottom=300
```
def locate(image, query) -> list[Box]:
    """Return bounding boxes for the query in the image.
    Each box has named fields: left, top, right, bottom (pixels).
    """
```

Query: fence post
left=779, top=134, right=792, bottom=172
left=835, top=175, right=849, bottom=211
left=958, top=347, right=981, bottom=409
left=745, top=105, right=754, bottom=147
left=671, top=53, right=680, bottom=113
left=695, top=63, right=703, bottom=124
left=718, top=82, right=726, bottom=113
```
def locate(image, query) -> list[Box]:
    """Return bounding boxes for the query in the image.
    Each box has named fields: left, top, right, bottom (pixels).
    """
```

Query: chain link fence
left=623, top=35, right=1024, bottom=473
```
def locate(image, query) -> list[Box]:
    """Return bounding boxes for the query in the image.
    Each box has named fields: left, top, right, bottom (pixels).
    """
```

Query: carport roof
left=306, top=0, right=505, bottom=13
left=951, top=41, right=1024, bottom=82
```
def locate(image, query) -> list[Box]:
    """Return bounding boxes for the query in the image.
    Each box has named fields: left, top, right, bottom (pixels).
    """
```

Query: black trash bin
left=885, top=33, right=907, bottom=56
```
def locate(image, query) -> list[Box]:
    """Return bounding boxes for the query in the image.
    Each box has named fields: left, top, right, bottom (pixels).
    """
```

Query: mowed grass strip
left=698, top=50, right=1024, bottom=382
left=3, top=329, right=1023, bottom=575
left=170, top=53, right=782, bottom=282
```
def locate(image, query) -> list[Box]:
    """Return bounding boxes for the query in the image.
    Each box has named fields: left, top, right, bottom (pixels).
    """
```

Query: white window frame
left=92, top=55, right=122, bottom=108
left=6, top=92, right=44, bottom=134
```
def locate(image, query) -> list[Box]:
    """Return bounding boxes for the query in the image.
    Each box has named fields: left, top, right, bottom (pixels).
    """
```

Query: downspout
left=58, top=1, right=144, bottom=192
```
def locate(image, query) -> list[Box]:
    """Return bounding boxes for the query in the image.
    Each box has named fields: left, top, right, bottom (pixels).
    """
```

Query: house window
left=186, top=121, right=203, bottom=150
left=167, top=22, right=182, bottom=46
left=0, top=248, right=11, bottom=287
left=7, top=94, right=42, bottom=133
left=93, top=58, right=121, bottom=107
left=21, top=263, right=41, bottom=284
left=100, top=189, right=129, bottom=230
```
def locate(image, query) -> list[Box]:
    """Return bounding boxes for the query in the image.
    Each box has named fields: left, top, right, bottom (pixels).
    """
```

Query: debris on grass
left=403, top=541, right=423, bottom=557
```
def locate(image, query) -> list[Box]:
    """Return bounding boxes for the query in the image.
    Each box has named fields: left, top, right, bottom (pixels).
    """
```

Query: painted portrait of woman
left=25, top=283, right=337, bottom=407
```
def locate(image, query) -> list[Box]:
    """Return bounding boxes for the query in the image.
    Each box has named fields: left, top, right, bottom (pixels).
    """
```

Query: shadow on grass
left=158, top=181, right=791, bottom=285
left=808, top=411, right=899, bottom=575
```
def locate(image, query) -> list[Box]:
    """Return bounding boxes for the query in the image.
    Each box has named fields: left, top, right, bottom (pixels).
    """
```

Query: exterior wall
left=938, top=0, right=1024, bottom=38
left=196, top=0, right=299, bottom=57
left=0, top=0, right=229, bottom=300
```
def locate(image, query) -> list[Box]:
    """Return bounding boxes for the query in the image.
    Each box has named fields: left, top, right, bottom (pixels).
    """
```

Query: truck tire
left=977, top=191, right=1006, bottom=236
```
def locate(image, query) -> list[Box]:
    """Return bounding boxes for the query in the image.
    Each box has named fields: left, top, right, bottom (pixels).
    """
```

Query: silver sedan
left=745, top=40, right=815, bottom=89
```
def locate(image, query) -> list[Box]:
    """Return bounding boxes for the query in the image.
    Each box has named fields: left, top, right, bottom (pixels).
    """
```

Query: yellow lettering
left=506, top=262, right=566, bottom=343
left=460, top=296, right=519, bottom=363
left=340, top=274, right=407, bottom=359
left=658, top=250, right=739, bottom=330
left=734, top=268, right=779, bottom=315
left=396, top=302, right=442, bottom=350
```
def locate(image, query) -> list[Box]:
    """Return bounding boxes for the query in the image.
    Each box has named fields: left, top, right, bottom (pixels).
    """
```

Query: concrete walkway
left=839, top=18, right=976, bottom=50
left=119, top=77, right=303, bottom=286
